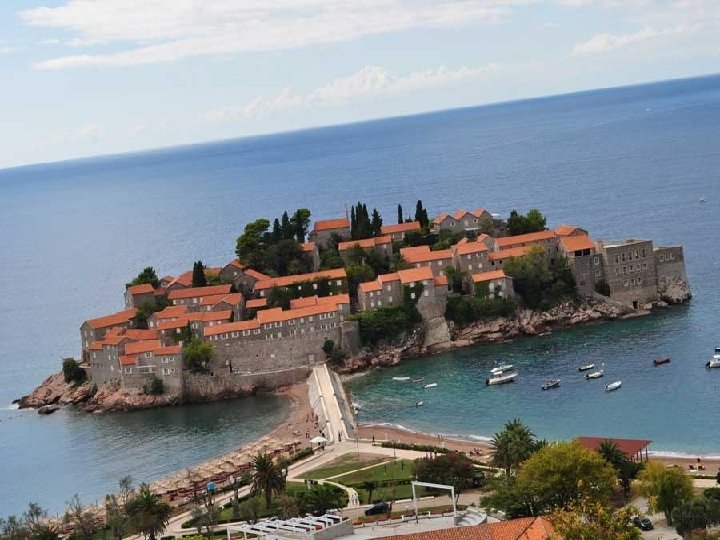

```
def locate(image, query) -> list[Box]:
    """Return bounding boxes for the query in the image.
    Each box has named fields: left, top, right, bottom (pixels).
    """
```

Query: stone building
left=488, top=246, right=530, bottom=269
left=308, top=218, right=351, bottom=248
left=451, top=238, right=490, bottom=275
left=559, top=234, right=601, bottom=297
left=595, top=239, right=658, bottom=308
left=219, top=259, right=246, bottom=284
left=356, top=266, right=449, bottom=316
left=300, top=242, right=321, bottom=272
left=654, top=246, right=691, bottom=303
left=555, top=224, right=589, bottom=238
left=80, top=308, right=138, bottom=358
left=338, top=235, right=393, bottom=265
left=470, top=270, right=515, bottom=299
left=254, top=268, right=348, bottom=298
left=496, top=230, right=559, bottom=260
left=400, top=246, right=453, bottom=276
left=380, top=221, right=421, bottom=242
left=432, top=208, right=493, bottom=234
left=124, top=283, right=156, bottom=308
left=167, top=284, right=232, bottom=307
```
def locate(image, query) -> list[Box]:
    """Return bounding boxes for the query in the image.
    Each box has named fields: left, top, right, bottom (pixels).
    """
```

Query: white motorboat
left=578, top=364, right=595, bottom=372
left=486, top=372, right=518, bottom=386
left=392, top=376, right=411, bottom=381
left=423, top=383, right=438, bottom=389
left=585, top=369, right=604, bottom=380
left=491, top=363, right=515, bottom=375
left=605, top=381, right=622, bottom=392
left=415, top=401, right=424, bottom=407
left=541, top=379, right=560, bottom=391
left=706, top=355, right=720, bottom=369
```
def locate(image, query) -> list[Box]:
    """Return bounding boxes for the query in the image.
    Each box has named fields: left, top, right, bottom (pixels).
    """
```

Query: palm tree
left=597, top=440, right=638, bottom=499
left=360, top=481, right=378, bottom=504
left=251, top=453, right=285, bottom=508
left=491, top=419, right=536, bottom=475
left=126, top=485, right=172, bottom=540
left=303, top=484, right=342, bottom=515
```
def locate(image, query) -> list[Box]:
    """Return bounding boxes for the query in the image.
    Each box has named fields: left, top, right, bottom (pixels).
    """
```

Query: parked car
left=365, top=502, right=390, bottom=516
left=632, top=516, right=653, bottom=530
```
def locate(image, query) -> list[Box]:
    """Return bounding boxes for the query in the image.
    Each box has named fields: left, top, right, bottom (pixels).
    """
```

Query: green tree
left=443, top=265, right=466, bottom=294
left=551, top=498, right=641, bottom=540
left=359, top=481, right=378, bottom=504
left=596, top=440, right=642, bottom=500
left=251, top=453, right=285, bottom=508
left=63, top=495, right=97, bottom=540
left=370, top=208, right=383, bottom=237
left=672, top=498, right=720, bottom=537
left=300, top=484, right=345, bottom=515
left=0, top=515, right=28, bottom=540
left=390, top=253, right=409, bottom=271
left=491, top=419, right=537, bottom=476
left=236, top=219, right=271, bottom=269
left=638, top=462, right=694, bottom=524
left=105, top=477, right=134, bottom=540
left=413, top=451, right=476, bottom=492
left=130, top=267, right=159, bottom=289
left=415, top=200, right=429, bottom=229
left=504, top=245, right=576, bottom=309
left=291, top=208, right=312, bottom=243
left=183, top=339, right=214, bottom=372
left=62, top=358, right=87, bottom=384
left=237, top=497, right=261, bottom=525
left=192, top=261, right=207, bottom=288
left=514, top=442, right=617, bottom=514
left=525, top=209, right=547, bottom=232
left=397, top=204, right=403, bottom=225
left=267, top=286, right=293, bottom=310
left=346, top=264, right=376, bottom=298
left=126, top=485, right=171, bottom=540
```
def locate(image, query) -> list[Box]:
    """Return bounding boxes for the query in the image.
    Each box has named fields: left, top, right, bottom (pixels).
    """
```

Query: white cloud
left=572, top=24, right=698, bottom=55
left=51, top=123, right=103, bottom=145
left=20, top=0, right=524, bottom=70
left=200, top=63, right=501, bottom=123
left=0, top=46, right=15, bottom=55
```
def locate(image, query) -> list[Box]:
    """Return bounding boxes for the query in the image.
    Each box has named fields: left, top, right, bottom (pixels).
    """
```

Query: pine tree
left=192, top=261, right=207, bottom=288
left=397, top=204, right=403, bottom=224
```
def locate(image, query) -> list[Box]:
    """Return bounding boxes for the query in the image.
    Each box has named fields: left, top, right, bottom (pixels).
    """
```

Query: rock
left=659, top=278, right=692, bottom=304
left=18, top=373, right=97, bottom=409
left=422, top=317, right=451, bottom=349
left=38, top=404, right=59, bottom=415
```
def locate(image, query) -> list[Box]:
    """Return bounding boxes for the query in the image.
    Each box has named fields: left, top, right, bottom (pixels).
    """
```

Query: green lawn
left=353, top=504, right=466, bottom=524
left=355, top=484, right=430, bottom=504
left=299, top=453, right=390, bottom=480
left=334, top=459, right=415, bottom=485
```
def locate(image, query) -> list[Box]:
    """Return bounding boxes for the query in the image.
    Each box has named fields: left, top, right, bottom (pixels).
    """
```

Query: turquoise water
left=1, top=74, right=719, bottom=516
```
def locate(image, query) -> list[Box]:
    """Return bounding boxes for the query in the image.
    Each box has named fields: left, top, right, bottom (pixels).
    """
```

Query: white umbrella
left=310, top=436, right=328, bottom=444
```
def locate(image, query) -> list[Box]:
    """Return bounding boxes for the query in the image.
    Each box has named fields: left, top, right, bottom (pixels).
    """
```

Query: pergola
left=227, top=514, right=343, bottom=540
left=576, top=436, right=652, bottom=462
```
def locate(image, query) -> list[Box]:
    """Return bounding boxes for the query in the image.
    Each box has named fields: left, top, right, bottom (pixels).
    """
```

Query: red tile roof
left=124, top=329, right=159, bottom=340
left=496, top=230, right=557, bottom=249
left=397, top=266, right=434, bottom=284
left=225, top=259, right=246, bottom=270
left=300, top=242, right=317, bottom=252
left=312, top=218, right=350, bottom=232
left=199, top=293, right=243, bottom=306
left=157, top=319, right=189, bottom=331
left=85, top=309, right=138, bottom=330
left=453, top=240, right=489, bottom=256
left=359, top=280, right=382, bottom=293
left=402, top=247, right=453, bottom=264
left=204, top=319, right=261, bottom=336
left=243, top=268, right=272, bottom=281
left=560, top=235, right=596, bottom=253
left=338, top=235, right=392, bottom=251
left=555, top=224, right=586, bottom=237
left=88, top=341, right=103, bottom=351
left=167, top=284, right=232, bottom=301
left=246, top=298, right=268, bottom=309
left=577, top=436, right=652, bottom=458
left=155, top=345, right=181, bottom=355
left=433, top=274, right=449, bottom=287
left=489, top=246, right=530, bottom=261
left=152, top=305, right=189, bottom=320
left=124, top=340, right=163, bottom=355
left=381, top=221, right=421, bottom=235
left=185, top=310, right=232, bottom=323
left=472, top=270, right=509, bottom=283
left=382, top=517, right=554, bottom=540
left=126, top=283, right=155, bottom=295
left=254, top=268, right=347, bottom=291
left=119, top=354, right=138, bottom=366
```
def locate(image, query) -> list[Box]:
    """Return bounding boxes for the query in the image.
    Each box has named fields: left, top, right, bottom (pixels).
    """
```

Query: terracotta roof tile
left=338, top=236, right=392, bottom=251
left=381, top=517, right=554, bottom=540
left=312, top=218, right=350, bottom=232
left=157, top=318, right=189, bottom=331
left=88, top=341, right=103, bottom=351
left=119, top=354, right=138, bottom=366
left=433, top=212, right=448, bottom=225
left=85, top=309, right=138, bottom=330
left=126, top=283, right=155, bottom=295
left=433, top=274, right=449, bottom=287
left=397, top=266, right=434, bottom=284
left=381, top=221, right=421, bottom=235
left=453, top=241, right=489, bottom=256
left=243, top=268, right=272, bottom=281
left=204, top=319, right=261, bottom=336
left=496, top=230, right=557, bottom=249
left=124, top=329, right=159, bottom=340
left=300, top=242, right=317, bottom=252
left=246, top=298, right=268, bottom=309
left=555, top=224, right=586, bottom=237
left=226, top=259, right=246, bottom=270
left=185, top=310, right=232, bottom=323
left=489, top=246, right=530, bottom=261
left=254, top=268, right=347, bottom=291
left=560, top=235, right=595, bottom=253
left=472, top=270, right=509, bottom=282
left=152, top=305, right=189, bottom=320
left=155, top=345, right=181, bottom=355
left=402, top=247, right=453, bottom=264
left=199, top=293, right=243, bottom=306
left=359, top=281, right=382, bottom=293
left=124, top=340, right=163, bottom=355
left=167, top=284, right=232, bottom=301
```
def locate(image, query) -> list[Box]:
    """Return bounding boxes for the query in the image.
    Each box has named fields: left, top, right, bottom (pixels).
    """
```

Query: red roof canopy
left=577, top=436, right=652, bottom=457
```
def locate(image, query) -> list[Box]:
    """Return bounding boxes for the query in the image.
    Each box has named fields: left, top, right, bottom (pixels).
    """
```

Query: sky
left=0, top=0, right=718, bottom=170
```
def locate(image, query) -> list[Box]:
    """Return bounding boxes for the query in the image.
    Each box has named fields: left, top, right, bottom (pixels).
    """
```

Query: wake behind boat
left=486, top=372, right=518, bottom=386
left=541, top=379, right=560, bottom=391
left=578, top=364, right=595, bottom=372
left=585, top=369, right=604, bottom=380
left=605, top=381, right=622, bottom=392
left=392, top=376, right=411, bottom=381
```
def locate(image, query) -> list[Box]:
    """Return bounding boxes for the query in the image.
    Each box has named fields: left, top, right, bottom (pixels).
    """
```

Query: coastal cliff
left=338, top=295, right=639, bottom=373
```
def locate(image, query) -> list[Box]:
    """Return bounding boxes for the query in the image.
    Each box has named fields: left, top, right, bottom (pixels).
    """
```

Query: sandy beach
left=358, top=423, right=720, bottom=477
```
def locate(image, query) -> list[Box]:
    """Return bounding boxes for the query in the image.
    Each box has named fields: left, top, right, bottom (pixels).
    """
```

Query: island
left=18, top=202, right=691, bottom=412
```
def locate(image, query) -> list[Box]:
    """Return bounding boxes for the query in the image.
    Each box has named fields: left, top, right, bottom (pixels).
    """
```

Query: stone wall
left=183, top=366, right=310, bottom=401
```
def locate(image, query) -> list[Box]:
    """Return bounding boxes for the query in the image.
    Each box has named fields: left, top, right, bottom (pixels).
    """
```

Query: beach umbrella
left=310, top=436, right=328, bottom=444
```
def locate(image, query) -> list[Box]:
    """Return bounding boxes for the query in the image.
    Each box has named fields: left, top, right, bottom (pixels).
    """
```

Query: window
left=468, top=264, right=473, bottom=271
left=423, top=290, right=429, bottom=297
left=642, top=263, right=647, bottom=270
left=659, top=254, right=665, bottom=261
left=631, top=278, right=636, bottom=285
left=145, top=352, right=152, bottom=358
left=253, top=329, right=261, bottom=334
left=634, top=250, right=639, bottom=259
left=410, top=292, right=416, bottom=300
left=385, top=284, right=391, bottom=292
left=670, top=253, right=675, bottom=260
left=615, top=268, right=620, bottom=275
left=642, top=249, right=646, bottom=257
left=623, top=280, right=628, bottom=287
left=313, top=283, right=318, bottom=290
left=388, top=296, right=393, bottom=303
left=593, top=256, right=599, bottom=265
left=370, top=301, right=375, bottom=308
left=595, top=269, right=602, bottom=277
left=638, top=277, right=643, bottom=284
left=124, top=367, right=133, bottom=374
left=309, top=316, right=314, bottom=322
left=336, top=280, right=342, bottom=286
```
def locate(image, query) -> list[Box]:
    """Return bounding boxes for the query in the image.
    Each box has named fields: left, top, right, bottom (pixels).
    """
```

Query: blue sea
left=1, top=74, right=719, bottom=517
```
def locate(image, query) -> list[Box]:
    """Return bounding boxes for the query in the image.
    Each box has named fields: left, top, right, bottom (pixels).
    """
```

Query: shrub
left=348, top=306, right=417, bottom=346
left=445, top=296, right=516, bottom=324
left=145, top=376, right=164, bottom=396
left=62, top=358, right=87, bottom=384
left=183, top=339, right=214, bottom=372
left=380, top=441, right=449, bottom=454
left=322, top=339, right=335, bottom=355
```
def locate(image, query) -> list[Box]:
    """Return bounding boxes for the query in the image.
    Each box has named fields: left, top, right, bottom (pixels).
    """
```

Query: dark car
left=632, top=516, right=653, bottom=531
left=364, top=502, right=390, bottom=516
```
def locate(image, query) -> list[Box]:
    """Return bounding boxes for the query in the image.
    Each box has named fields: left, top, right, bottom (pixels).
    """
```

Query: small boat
left=423, top=383, right=438, bottom=389
left=351, top=402, right=362, bottom=410
left=412, top=377, right=424, bottom=383
left=415, top=401, right=424, bottom=407
left=486, top=372, right=518, bottom=386
left=706, top=356, right=720, bottom=369
left=585, top=369, right=604, bottom=380
left=392, top=376, right=410, bottom=382
left=605, top=381, right=622, bottom=392
left=578, top=364, right=595, bottom=372
left=541, top=379, right=560, bottom=391
left=653, top=358, right=671, bottom=366
left=491, top=364, right=515, bottom=375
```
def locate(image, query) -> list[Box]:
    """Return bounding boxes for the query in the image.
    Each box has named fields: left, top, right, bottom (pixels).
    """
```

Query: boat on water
left=412, top=377, right=424, bottom=383
left=706, top=356, right=720, bottom=369
left=491, top=364, right=515, bottom=375
left=605, top=381, right=622, bottom=392
left=541, top=379, right=560, bottom=391
left=653, top=358, right=671, bottom=366
left=415, top=401, right=424, bottom=407
left=486, top=372, right=518, bottom=386
left=585, top=369, right=604, bottom=380
left=578, top=364, right=595, bottom=372
left=423, top=383, right=438, bottom=389
left=392, top=376, right=411, bottom=381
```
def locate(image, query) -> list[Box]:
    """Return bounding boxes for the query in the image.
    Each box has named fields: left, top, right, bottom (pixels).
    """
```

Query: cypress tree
left=192, top=261, right=207, bottom=287
left=280, top=211, right=292, bottom=240
left=271, top=218, right=281, bottom=242
left=371, top=208, right=383, bottom=237
left=397, top=204, right=403, bottom=224
left=350, top=206, right=357, bottom=239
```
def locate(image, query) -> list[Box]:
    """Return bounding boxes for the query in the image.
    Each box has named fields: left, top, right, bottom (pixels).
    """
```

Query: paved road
left=313, top=364, right=348, bottom=444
